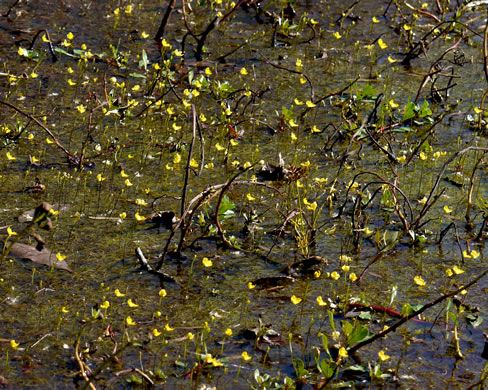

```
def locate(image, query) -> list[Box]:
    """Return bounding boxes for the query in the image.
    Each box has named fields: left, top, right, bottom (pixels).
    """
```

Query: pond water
left=1, top=0, right=488, bottom=388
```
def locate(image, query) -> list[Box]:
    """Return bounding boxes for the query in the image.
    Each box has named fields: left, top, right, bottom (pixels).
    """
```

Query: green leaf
left=362, top=83, right=378, bottom=98
left=401, top=303, right=414, bottom=317
left=138, top=49, right=148, bottom=71
left=54, top=47, right=77, bottom=58
left=358, top=311, right=372, bottom=320
left=419, top=100, right=432, bottom=118
left=342, top=320, right=353, bottom=338
left=282, top=106, right=294, bottom=122
left=319, top=359, right=336, bottom=378
left=218, top=195, right=235, bottom=218
left=129, top=72, right=146, bottom=79
left=347, top=323, right=372, bottom=345
left=402, top=100, right=417, bottom=121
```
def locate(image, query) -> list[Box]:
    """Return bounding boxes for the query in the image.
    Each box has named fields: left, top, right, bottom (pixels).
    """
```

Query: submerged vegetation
left=2, top=0, right=488, bottom=387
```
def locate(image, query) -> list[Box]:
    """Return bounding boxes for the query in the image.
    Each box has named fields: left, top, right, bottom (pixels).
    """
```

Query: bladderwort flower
left=414, top=275, right=426, bottom=287
left=316, top=296, right=327, bottom=306
left=378, top=350, right=390, bottom=361
left=290, top=295, right=302, bottom=304
left=202, top=257, right=213, bottom=267
left=127, top=298, right=139, bottom=308
left=330, top=271, right=340, bottom=280
left=114, top=288, right=125, bottom=298
left=241, top=351, right=252, bottom=361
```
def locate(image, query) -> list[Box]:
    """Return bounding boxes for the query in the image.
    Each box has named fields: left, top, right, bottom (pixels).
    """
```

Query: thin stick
left=349, top=269, right=488, bottom=354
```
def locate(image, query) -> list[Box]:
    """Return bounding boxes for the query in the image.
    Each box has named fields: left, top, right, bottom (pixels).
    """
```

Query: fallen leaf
left=9, top=242, right=72, bottom=272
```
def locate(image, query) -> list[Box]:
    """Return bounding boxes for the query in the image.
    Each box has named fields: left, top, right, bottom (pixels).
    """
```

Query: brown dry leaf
left=9, top=242, right=72, bottom=272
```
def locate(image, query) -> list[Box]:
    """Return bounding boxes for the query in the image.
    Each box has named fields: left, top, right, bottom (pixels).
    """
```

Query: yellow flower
left=202, top=257, right=213, bottom=267
left=61, top=306, right=69, bottom=313
left=306, top=201, right=317, bottom=211
left=290, top=132, right=297, bottom=142
left=127, top=298, right=139, bottom=308
left=240, top=67, right=248, bottom=75
left=6, top=152, right=16, bottom=161
left=446, top=268, right=453, bottom=277
left=187, top=332, right=194, bottom=340
left=314, top=270, right=321, bottom=278
left=114, top=289, right=125, bottom=297
left=164, top=323, right=174, bottom=331
left=153, top=328, right=161, bottom=337
left=289, top=119, right=299, bottom=128
left=330, top=271, right=340, bottom=280
left=225, top=328, right=233, bottom=336
left=463, top=249, right=479, bottom=259
left=18, top=46, right=28, bottom=56
left=444, top=205, right=452, bottom=213
left=414, top=275, right=426, bottom=287
left=452, top=265, right=464, bottom=275
left=42, top=34, right=50, bottom=43
left=205, top=353, right=223, bottom=367
left=119, top=212, right=127, bottom=220
left=124, top=179, right=132, bottom=187
left=349, top=272, right=358, bottom=282
left=305, top=101, right=316, bottom=108
left=100, top=301, right=110, bottom=309
left=294, top=98, right=303, bottom=106
left=126, top=316, right=136, bottom=326
left=96, top=173, right=105, bottom=182
left=10, top=340, right=19, bottom=349
left=378, top=350, right=390, bottom=361
left=67, top=79, right=76, bottom=86
left=377, top=38, right=388, bottom=50
left=246, top=193, right=256, bottom=201
left=387, top=55, right=398, bottom=63
left=389, top=99, right=399, bottom=109
left=338, top=347, right=348, bottom=358
left=299, top=76, right=307, bottom=84
left=125, top=4, right=132, bottom=14
left=135, top=199, right=147, bottom=206
left=242, top=351, right=252, bottom=361
left=173, top=49, right=183, bottom=57
left=173, top=153, right=182, bottom=164
left=342, top=265, right=350, bottom=272
left=215, top=143, right=225, bottom=152
left=135, top=212, right=146, bottom=222
left=7, top=226, right=17, bottom=237
left=339, top=255, right=352, bottom=262
left=159, top=289, right=167, bottom=297
left=295, top=58, right=303, bottom=69
left=56, top=252, right=67, bottom=262
left=67, top=32, right=74, bottom=40
left=291, top=295, right=302, bottom=304
left=248, top=282, right=256, bottom=289
left=372, top=16, right=380, bottom=23
left=316, top=296, right=327, bottom=306
left=333, top=31, right=342, bottom=39
left=205, top=67, right=212, bottom=75
left=30, top=72, right=38, bottom=78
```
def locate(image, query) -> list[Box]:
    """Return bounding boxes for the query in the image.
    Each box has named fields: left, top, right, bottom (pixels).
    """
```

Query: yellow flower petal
left=316, top=296, right=327, bottom=306
left=291, top=295, right=302, bottom=304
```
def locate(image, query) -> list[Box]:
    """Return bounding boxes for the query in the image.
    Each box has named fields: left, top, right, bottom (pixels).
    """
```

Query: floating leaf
left=9, top=242, right=72, bottom=272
